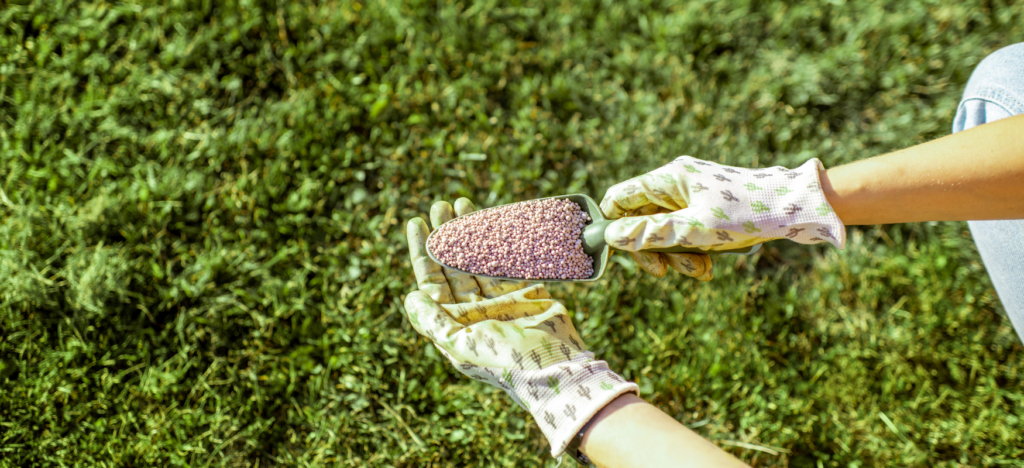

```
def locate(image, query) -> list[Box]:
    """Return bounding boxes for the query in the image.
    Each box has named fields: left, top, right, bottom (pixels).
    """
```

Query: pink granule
left=428, top=199, right=595, bottom=280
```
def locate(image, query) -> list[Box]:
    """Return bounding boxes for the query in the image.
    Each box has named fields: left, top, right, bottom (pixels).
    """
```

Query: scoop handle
left=582, top=219, right=761, bottom=255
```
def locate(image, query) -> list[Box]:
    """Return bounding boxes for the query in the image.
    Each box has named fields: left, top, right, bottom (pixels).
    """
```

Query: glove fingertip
left=404, top=290, right=433, bottom=309
left=695, top=256, right=714, bottom=281
left=598, top=199, right=621, bottom=220
left=430, top=201, right=456, bottom=228
left=453, top=198, right=477, bottom=217
left=630, top=251, right=668, bottom=277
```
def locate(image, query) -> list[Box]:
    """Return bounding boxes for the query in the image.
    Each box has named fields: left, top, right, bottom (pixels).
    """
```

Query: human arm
left=403, top=198, right=749, bottom=465
left=821, top=112, right=1024, bottom=225
left=580, top=393, right=749, bottom=468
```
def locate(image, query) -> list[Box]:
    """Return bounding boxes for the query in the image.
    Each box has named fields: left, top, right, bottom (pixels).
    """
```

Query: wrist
left=580, top=392, right=645, bottom=451
left=819, top=164, right=862, bottom=226
left=519, top=354, right=638, bottom=457
left=765, top=158, right=847, bottom=248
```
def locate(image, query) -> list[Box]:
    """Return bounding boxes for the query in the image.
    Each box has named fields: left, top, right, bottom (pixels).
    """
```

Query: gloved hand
left=608, top=204, right=716, bottom=281
left=601, top=156, right=846, bottom=256
left=405, top=198, right=639, bottom=457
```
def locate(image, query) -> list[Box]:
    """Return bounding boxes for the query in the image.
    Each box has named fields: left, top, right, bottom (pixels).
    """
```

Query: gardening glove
left=602, top=156, right=846, bottom=256
left=405, top=199, right=639, bottom=457
left=611, top=202, right=715, bottom=281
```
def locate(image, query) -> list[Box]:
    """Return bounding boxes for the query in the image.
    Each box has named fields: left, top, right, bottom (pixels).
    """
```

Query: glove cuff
left=512, top=353, right=639, bottom=457
left=754, top=158, right=847, bottom=249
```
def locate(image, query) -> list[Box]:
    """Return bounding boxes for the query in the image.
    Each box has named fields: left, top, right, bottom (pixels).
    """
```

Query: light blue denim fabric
left=951, top=42, right=1024, bottom=342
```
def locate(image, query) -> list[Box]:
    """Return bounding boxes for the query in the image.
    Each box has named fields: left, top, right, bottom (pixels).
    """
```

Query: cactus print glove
left=602, top=156, right=846, bottom=254
left=405, top=199, right=638, bottom=457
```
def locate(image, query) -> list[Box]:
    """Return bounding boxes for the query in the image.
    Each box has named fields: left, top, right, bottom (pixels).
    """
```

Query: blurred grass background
left=2, top=0, right=1024, bottom=466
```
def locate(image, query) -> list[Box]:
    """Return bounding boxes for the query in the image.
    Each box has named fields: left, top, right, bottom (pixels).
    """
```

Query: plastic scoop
left=426, top=193, right=761, bottom=282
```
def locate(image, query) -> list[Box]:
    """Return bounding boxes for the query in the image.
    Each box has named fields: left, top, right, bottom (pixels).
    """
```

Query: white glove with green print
left=405, top=199, right=638, bottom=457
left=602, top=156, right=847, bottom=253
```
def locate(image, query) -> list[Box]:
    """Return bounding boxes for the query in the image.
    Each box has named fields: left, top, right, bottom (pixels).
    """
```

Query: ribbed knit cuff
left=751, top=158, right=846, bottom=249
left=510, top=353, right=638, bottom=457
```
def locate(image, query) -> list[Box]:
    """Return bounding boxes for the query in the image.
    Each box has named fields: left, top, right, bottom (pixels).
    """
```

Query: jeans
left=951, top=42, right=1024, bottom=342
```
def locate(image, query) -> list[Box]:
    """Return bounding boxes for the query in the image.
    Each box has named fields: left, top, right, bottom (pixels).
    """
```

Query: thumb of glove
left=604, top=207, right=708, bottom=252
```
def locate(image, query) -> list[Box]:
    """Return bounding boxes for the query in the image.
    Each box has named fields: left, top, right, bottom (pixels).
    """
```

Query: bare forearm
left=580, top=393, right=749, bottom=468
left=821, top=113, right=1024, bottom=225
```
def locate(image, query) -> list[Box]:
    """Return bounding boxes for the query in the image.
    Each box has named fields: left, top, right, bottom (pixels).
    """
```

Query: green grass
left=2, top=0, right=1024, bottom=466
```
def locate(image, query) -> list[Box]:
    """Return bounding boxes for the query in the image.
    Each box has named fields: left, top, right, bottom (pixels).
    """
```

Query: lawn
left=2, top=0, right=1023, bottom=466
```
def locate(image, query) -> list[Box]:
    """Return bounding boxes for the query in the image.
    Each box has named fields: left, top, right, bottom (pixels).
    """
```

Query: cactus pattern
left=711, top=207, right=730, bottom=220
left=744, top=183, right=763, bottom=191
left=560, top=343, right=572, bottom=361
left=568, top=335, right=581, bottom=351
left=776, top=187, right=792, bottom=196
left=530, top=350, right=542, bottom=368
left=511, top=350, right=524, bottom=369
left=502, top=368, right=515, bottom=388
left=578, top=386, right=592, bottom=400
left=751, top=201, right=769, bottom=213
left=547, top=376, right=561, bottom=395
left=742, top=221, right=761, bottom=233
left=542, top=320, right=557, bottom=332
left=544, top=411, right=557, bottom=428
left=721, top=190, right=739, bottom=202
left=559, top=365, right=573, bottom=377
left=816, top=203, right=833, bottom=216
left=582, top=361, right=596, bottom=374
left=564, top=404, right=577, bottom=421
left=466, top=336, right=478, bottom=356
left=528, top=382, right=540, bottom=400
left=684, top=165, right=700, bottom=173
left=600, top=381, right=614, bottom=390
left=784, top=203, right=802, bottom=215
left=615, top=236, right=637, bottom=247
left=785, top=228, right=804, bottom=238
left=678, top=258, right=696, bottom=272
left=484, top=335, right=497, bottom=355
left=541, top=338, right=554, bottom=355
left=649, top=188, right=669, bottom=198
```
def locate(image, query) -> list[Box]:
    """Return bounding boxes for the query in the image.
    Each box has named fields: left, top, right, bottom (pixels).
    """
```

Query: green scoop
left=425, top=193, right=761, bottom=282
